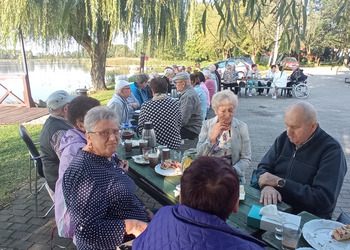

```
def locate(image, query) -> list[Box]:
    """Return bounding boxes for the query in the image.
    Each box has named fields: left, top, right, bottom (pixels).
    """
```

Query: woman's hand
left=210, top=122, right=230, bottom=143
left=125, top=219, right=148, bottom=237
left=119, top=160, right=129, bottom=173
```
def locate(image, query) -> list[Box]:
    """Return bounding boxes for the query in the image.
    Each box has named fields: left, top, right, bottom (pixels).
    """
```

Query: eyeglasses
left=88, top=129, right=120, bottom=137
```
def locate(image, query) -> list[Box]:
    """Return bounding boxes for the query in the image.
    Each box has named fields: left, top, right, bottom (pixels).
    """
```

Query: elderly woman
left=202, top=69, right=216, bottom=103
left=138, top=77, right=182, bottom=149
left=55, top=96, right=100, bottom=239
left=63, top=106, right=148, bottom=249
left=162, top=68, right=175, bottom=94
left=196, top=90, right=251, bottom=183
left=133, top=157, right=265, bottom=249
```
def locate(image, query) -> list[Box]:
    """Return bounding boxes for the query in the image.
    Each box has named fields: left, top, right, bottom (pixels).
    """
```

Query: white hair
left=149, top=72, right=159, bottom=80
left=202, top=69, right=211, bottom=78
left=208, top=64, right=216, bottom=73
left=164, top=68, right=174, bottom=77
left=84, top=106, right=119, bottom=132
left=211, top=90, right=238, bottom=113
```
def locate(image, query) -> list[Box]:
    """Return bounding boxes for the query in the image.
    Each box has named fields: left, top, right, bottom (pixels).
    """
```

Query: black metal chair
left=19, top=125, right=54, bottom=218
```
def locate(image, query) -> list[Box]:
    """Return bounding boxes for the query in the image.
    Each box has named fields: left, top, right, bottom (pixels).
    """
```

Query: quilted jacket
left=133, top=204, right=266, bottom=250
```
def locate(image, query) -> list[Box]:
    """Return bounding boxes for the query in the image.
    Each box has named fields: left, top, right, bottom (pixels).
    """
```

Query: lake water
left=0, top=61, right=92, bottom=102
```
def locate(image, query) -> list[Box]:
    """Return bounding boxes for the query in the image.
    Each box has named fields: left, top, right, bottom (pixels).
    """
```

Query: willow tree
left=0, top=0, right=189, bottom=90
left=1, top=0, right=346, bottom=90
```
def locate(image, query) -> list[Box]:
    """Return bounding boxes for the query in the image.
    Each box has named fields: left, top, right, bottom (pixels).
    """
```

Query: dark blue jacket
left=256, top=125, right=347, bottom=219
left=133, top=204, right=265, bottom=250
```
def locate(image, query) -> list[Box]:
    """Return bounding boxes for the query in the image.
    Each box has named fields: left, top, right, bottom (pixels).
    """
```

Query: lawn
left=0, top=124, right=42, bottom=208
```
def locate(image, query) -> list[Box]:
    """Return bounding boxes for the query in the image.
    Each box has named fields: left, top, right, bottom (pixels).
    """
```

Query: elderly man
left=256, top=101, right=347, bottom=219
left=173, top=72, right=203, bottom=144
left=130, top=73, right=150, bottom=106
left=286, top=64, right=307, bottom=97
left=107, top=79, right=133, bottom=125
left=39, top=90, right=76, bottom=191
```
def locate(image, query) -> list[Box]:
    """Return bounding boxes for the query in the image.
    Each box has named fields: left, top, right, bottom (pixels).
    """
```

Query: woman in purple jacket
left=133, top=157, right=266, bottom=250
left=54, top=96, right=100, bottom=239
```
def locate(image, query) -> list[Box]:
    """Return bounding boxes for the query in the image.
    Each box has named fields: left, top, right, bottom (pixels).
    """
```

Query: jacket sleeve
left=283, top=148, right=347, bottom=216
left=180, top=95, right=194, bottom=127
left=232, top=123, right=251, bottom=182
left=196, top=120, right=215, bottom=156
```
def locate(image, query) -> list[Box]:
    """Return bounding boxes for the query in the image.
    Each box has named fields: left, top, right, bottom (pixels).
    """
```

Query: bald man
left=256, top=101, right=347, bottom=219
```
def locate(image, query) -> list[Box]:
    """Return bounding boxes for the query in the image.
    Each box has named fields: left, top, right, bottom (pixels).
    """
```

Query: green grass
left=0, top=124, right=42, bottom=208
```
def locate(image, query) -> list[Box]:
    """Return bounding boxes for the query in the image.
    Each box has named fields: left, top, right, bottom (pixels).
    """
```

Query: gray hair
left=208, top=64, right=216, bottom=73
left=202, top=69, right=211, bottom=78
left=149, top=72, right=159, bottom=80
left=164, top=68, right=174, bottom=77
left=287, top=101, right=318, bottom=124
left=211, top=90, right=238, bottom=113
left=84, top=106, right=119, bottom=132
left=136, top=74, right=149, bottom=85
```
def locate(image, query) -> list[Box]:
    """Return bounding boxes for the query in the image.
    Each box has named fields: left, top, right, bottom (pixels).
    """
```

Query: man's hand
left=260, top=186, right=282, bottom=205
left=125, top=219, right=148, bottom=237
left=128, top=102, right=139, bottom=109
left=258, top=172, right=280, bottom=188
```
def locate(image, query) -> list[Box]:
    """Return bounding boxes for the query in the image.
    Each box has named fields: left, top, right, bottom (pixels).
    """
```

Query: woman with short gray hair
left=63, top=106, right=150, bottom=249
left=196, top=90, right=251, bottom=183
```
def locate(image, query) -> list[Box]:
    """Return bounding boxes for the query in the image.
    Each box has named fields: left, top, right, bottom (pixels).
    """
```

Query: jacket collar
left=172, top=204, right=266, bottom=247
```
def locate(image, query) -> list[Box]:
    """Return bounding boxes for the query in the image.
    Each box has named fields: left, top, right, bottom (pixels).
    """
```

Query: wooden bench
left=222, top=84, right=293, bottom=97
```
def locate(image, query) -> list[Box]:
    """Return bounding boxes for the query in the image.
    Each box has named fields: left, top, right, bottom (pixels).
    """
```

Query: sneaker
left=255, top=93, right=259, bottom=96
left=248, top=93, right=252, bottom=97
left=272, top=96, right=277, bottom=100
left=266, top=94, right=269, bottom=97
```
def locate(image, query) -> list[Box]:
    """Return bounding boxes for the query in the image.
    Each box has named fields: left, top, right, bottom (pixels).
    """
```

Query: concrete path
left=1, top=67, right=349, bottom=249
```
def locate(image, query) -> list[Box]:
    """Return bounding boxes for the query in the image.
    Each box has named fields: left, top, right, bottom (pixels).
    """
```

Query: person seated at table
left=202, top=69, right=216, bottom=102
left=63, top=106, right=149, bottom=249
left=138, top=77, right=182, bottom=149
left=116, top=75, right=140, bottom=121
left=196, top=90, right=251, bottom=184
left=266, top=65, right=277, bottom=97
left=55, top=96, right=100, bottom=239
left=255, top=101, right=347, bottom=219
left=162, top=68, right=175, bottom=94
left=173, top=72, right=203, bottom=149
left=223, top=64, right=238, bottom=94
left=190, top=73, right=207, bottom=120
left=107, top=79, right=133, bottom=125
left=286, top=64, right=308, bottom=97
left=133, top=156, right=266, bottom=250
left=270, top=66, right=288, bottom=100
left=246, top=64, right=264, bottom=96
left=130, top=73, right=150, bottom=106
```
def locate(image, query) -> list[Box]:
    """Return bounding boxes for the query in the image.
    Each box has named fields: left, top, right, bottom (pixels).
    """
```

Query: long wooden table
left=117, top=144, right=291, bottom=237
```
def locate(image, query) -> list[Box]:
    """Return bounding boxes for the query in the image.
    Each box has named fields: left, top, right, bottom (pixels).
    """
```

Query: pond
left=0, top=60, right=93, bottom=102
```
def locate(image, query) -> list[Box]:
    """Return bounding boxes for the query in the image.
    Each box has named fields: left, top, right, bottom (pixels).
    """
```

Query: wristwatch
left=277, top=178, right=286, bottom=188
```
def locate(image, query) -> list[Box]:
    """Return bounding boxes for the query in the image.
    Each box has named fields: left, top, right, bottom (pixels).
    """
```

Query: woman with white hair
left=162, top=68, right=175, bottom=94
left=196, top=90, right=251, bottom=183
left=202, top=69, right=216, bottom=103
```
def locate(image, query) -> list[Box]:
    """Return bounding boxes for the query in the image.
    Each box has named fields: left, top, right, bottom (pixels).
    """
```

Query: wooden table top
left=117, top=144, right=291, bottom=237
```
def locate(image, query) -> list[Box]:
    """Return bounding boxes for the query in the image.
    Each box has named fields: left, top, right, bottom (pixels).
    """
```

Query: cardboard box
left=247, top=205, right=301, bottom=232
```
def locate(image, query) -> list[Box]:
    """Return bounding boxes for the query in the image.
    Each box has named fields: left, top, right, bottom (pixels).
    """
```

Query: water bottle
left=142, top=122, right=157, bottom=147
left=171, top=86, right=178, bottom=98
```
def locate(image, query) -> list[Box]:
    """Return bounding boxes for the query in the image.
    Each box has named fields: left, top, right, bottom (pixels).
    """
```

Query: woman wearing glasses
left=63, top=106, right=148, bottom=250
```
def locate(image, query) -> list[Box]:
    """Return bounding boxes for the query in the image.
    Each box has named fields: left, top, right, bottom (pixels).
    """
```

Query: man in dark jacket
left=39, top=90, right=76, bottom=191
left=133, top=156, right=266, bottom=249
left=256, top=101, right=347, bottom=219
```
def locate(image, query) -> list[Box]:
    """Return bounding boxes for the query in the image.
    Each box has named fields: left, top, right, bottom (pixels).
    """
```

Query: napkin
left=259, top=204, right=286, bottom=222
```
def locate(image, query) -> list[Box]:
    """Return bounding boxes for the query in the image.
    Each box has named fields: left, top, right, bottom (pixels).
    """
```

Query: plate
left=302, top=219, right=350, bottom=250
left=132, top=155, right=149, bottom=165
left=121, top=140, right=139, bottom=147
left=155, top=164, right=182, bottom=176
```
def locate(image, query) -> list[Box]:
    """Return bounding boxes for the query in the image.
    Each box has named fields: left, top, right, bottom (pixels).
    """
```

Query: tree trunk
left=89, top=43, right=108, bottom=91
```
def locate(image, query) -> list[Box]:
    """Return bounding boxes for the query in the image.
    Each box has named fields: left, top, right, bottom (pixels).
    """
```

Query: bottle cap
left=144, top=121, right=154, bottom=129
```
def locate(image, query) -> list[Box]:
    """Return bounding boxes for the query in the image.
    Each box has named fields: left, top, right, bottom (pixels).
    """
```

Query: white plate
left=154, top=164, right=182, bottom=176
left=132, top=155, right=149, bottom=165
left=302, top=219, right=350, bottom=250
left=121, top=140, right=140, bottom=147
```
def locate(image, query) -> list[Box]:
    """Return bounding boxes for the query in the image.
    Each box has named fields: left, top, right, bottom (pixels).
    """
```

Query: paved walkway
left=1, top=67, right=349, bottom=249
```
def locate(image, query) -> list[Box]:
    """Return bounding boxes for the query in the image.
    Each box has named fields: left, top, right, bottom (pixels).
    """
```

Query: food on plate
left=161, top=160, right=181, bottom=171
left=331, top=225, right=350, bottom=241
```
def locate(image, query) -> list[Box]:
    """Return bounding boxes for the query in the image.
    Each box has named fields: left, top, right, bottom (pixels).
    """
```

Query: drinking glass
left=274, top=225, right=283, bottom=241
left=281, top=223, right=301, bottom=250
left=142, top=147, right=152, bottom=160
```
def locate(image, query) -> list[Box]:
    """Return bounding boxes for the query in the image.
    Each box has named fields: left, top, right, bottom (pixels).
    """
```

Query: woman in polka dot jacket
left=63, top=106, right=148, bottom=250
